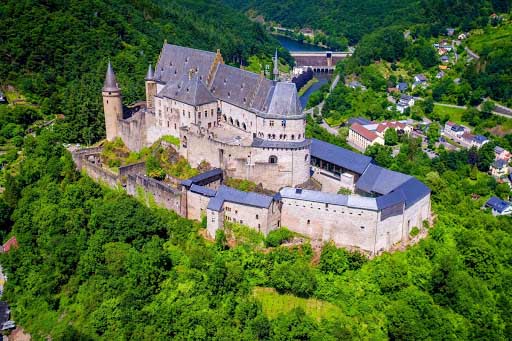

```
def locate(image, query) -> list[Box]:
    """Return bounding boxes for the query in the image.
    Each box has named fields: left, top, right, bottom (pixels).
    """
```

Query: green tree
left=384, top=128, right=399, bottom=146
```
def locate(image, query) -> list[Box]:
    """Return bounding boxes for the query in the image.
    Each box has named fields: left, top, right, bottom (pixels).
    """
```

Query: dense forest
left=1, top=0, right=512, bottom=339
left=222, top=0, right=511, bottom=43
left=0, top=0, right=285, bottom=143
left=1, top=127, right=511, bottom=339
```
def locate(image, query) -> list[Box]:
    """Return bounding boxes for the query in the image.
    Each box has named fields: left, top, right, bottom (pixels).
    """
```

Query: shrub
left=410, top=227, right=420, bottom=237
left=265, top=228, right=294, bottom=247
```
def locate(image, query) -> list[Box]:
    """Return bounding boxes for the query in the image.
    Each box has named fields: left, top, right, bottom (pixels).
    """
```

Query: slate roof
left=158, top=74, right=217, bottom=106
left=390, top=178, right=431, bottom=209
left=492, top=159, right=507, bottom=169
left=397, top=82, right=408, bottom=91
left=189, top=184, right=217, bottom=197
left=252, top=138, right=311, bottom=149
left=154, top=44, right=216, bottom=84
left=155, top=43, right=304, bottom=120
left=207, top=185, right=274, bottom=211
left=485, top=196, right=510, bottom=213
left=310, top=138, right=372, bottom=174
left=473, top=135, right=488, bottom=144
left=355, top=164, right=412, bottom=195
left=103, top=61, right=119, bottom=92
left=347, top=117, right=372, bottom=126
left=145, top=64, right=155, bottom=81
left=415, top=74, right=427, bottom=82
left=495, top=146, right=505, bottom=154
left=279, top=187, right=378, bottom=210
left=181, top=168, right=223, bottom=188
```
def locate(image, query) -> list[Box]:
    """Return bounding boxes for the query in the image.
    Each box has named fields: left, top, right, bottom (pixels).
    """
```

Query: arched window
left=242, top=123, right=247, bottom=130
left=182, top=136, right=188, bottom=148
left=272, top=134, right=276, bottom=139
left=235, top=119, right=240, bottom=127
left=291, top=134, right=295, bottom=140
left=268, top=134, right=272, bottom=139
left=269, top=155, right=278, bottom=164
left=229, top=117, right=233, bottom=125
left=223, top=114, right=227, bottom=121
left=305, top=154, right=309, bottom=162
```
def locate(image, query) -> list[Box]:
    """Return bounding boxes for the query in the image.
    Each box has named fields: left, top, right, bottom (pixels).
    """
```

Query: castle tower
left=145, top=63, right=156, bottom=111
left=102, top=61, right=123, bottom=141
left=273, top=49, right=279, bottom=81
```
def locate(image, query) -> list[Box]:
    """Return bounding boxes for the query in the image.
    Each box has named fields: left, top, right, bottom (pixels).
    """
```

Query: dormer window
left=243, top=97, right=247, bottom=103
left=186, top=87, right=189, bottom=92
left=224, top=78, right=227, bottom=84
left=228, top=91, right=231, bottom=97
left=241, top=83, right=244, bottom=89
left=185, top=57, right=189, bottom=63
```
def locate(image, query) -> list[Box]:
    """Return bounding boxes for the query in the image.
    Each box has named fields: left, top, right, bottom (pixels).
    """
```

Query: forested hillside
left=0, top=0, right=283, bottom=143
left=222, top=0, right=511, bottom=43
left=1, top=126, right=511, bottom=339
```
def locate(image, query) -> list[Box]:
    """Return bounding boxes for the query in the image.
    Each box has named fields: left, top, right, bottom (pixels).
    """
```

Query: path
left=434, top=102, right=467, bottom=109
left=303, top=74, right=341, bottom=135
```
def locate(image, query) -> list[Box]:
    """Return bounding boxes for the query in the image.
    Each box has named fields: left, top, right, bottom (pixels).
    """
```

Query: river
left=275, top=36, right=331, bottom=107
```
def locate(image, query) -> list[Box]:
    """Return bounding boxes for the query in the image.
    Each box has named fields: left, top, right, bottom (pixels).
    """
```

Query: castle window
left=272, top=134, right=276, bottom=139
left=305, top=154, right=309, bottom=161
left=182, top=136, right=187, bottom=148
left=174, top=123, right=177, bottom=129
left=279, top=134, right=283, bottom=139
left=360, top=226, right=365, bottom=229
left=242, top=123, right=246, bottom=130
left=240, top=220, right=243, bottom=224
left=106, top=100, right=108, bottom=104
left=211, top=109, right=214, bottom=116
left=167, top=121, right=169, bottom=127
left=243, top=97, right=247, bottom=103
left=204, top=110, right=207, bottom=117
left=269, top=155, right=278, bottom=164
left=281, top=120, right=286, bottom=127
left=268, top=134, right=271, bottom=139
left=198, top=112, right=201, bottom=119
left=235, top=120, right=240, bottom=127
left=291, top=135, right=295, bottom=140
left=223, top=115, right=227, bottom=121
left=188, top=112, right=191, bottom=118
left=269, top=120, right=274, bottom=127
left=307, top=220, right=310, bottom=225
left=256, top=214, right=259, bottom=220
left=228, top=91, right=231, bottom=97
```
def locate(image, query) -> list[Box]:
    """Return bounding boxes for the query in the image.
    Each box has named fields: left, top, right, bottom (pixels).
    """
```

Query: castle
left=89, top=42, right=432, bottom=255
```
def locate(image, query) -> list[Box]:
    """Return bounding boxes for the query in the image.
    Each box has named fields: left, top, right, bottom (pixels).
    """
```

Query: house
left=439, top=65, right=448, bottom=70
left=414, top=74, right=427, bottom=83
left=472, top=135, right=489, bottom=148
left=490, top=159, right=509, bottom=178
left=300, top=27, right=314, bottom=38
left=348, top=120, right=411, bottom=151
left=436, top=71, right=445, bottom=79
left=438, top=48, right=448, bottom=56
left=495, top=146, right=511, bottom=162
left=387, top=87, right=399, bottom=94
left=458, top=33, right=467, bottom=40
left=446, top=28, right=455, bottom=36
left=348, top=123, right=383, bottom=151
left=443, top=121, right=467, bottom=139
left=397, top=95, right=415, bottom=113
left=461, top=133, right=489, bottom=149
left=440, top=55, right=450, bottom=63
left=397, top=82, right=408, bottom=92
left=485, top=196, right=512, bottom=216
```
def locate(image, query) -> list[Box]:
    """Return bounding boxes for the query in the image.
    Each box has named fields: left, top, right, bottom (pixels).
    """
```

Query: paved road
left=304, top=73, right=342, bottom=135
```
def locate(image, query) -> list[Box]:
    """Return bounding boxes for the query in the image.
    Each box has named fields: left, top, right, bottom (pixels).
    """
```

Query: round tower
left=145, top=63, right=156, bottom=111
left=102, top=61, right=122, bottom=141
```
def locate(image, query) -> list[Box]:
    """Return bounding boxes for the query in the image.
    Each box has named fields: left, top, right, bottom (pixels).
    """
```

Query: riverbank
left=298, top=77, right=319, bottom=96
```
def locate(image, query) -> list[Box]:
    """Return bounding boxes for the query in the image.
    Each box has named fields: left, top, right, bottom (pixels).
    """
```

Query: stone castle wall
left=126, top=174, right=184, bottom=215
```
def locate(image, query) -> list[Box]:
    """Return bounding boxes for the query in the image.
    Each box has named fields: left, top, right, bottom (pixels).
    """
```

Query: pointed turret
left=103, top=61, right=119, bottom=92
left=145, top=63, right=155, bottom=81
left=102, top=61, right=123, bottom=141
left=273, top=49, right=279, bottom=81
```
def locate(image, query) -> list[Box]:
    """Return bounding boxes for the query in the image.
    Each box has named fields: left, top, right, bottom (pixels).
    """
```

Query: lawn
left=252, top=287, right=343, bottom=321
left=433, top=104, right=466, bottom=124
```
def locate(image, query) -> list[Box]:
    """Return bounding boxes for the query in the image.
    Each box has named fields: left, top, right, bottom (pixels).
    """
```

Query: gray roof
left=155, top=43, right=303, bottom=120
left=145, top=64, right=155, bottom=81
left=389, top=178, right=430, bottom=209
left=189, top=184, right=217, bottom=197
left=103, top=61, right=119, bottom=92
left=310, top=138, right=372, bottom=174
left=493, top=159, right=507, bottom=168
left=207, top=185, right=274, bottom=211
left=181, top=168, right=223, bottom=187
left=279, top=187, right=378, bottom=210
left=155, top=44, right=216, bottom=84
left=486, top=196, right=510, bottom=213
left=252, top=138, right=311, bottom=149
left=158, top=74, right=217, bottom=106
left=355, top=164, right=412, bottom=195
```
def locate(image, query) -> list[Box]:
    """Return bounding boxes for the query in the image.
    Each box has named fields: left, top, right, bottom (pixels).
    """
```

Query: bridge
left=291, top=51, right=352, bottom=72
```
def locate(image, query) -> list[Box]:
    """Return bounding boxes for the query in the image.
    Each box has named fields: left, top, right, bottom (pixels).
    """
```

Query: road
left=465, top=47, right=480, bottom=60
left=304, top=73, right=341, bottom=135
